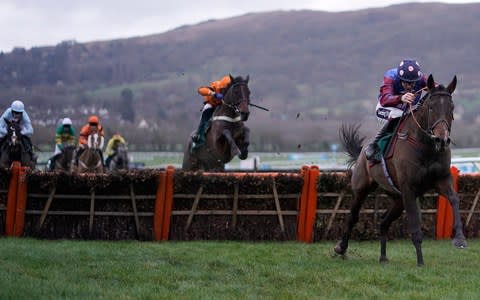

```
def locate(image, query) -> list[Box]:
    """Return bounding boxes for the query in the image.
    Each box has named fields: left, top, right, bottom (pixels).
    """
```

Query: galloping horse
left=335, top=75, right=467, bottom=266
left=53, top=145, right=76, bottom=172
left=74, top=133, right=104, bottom=173
left=107, top=143, right=129, bottom=171
left=182, top=75, right=251, bottom=171
left=0, top=119, right=35, bottom=169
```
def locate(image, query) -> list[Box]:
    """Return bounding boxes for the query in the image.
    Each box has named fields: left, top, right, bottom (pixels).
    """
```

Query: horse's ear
left=245, top=75, right=249, bottom=83
left=229, top=74, right=234, bottom=82
left=447, top=75, right=457, bottom=94
left=427, top=74, right=435, bottom=90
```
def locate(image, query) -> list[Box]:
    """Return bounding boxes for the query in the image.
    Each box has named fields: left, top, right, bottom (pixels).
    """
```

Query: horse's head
left=417, top=74, right=456, bottom=152
left=5, top=118, right=21, bottom=146
left=222, top=75, right=251, bottom=121
left=87, top=133, right=104, bottom=150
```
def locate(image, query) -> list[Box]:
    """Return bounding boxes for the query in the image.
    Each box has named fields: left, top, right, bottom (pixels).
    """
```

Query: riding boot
left=365, top=120, right=393, bottom=163
left=105, top=156, right=113, bottom=168
left=191, top=108, right=214, bottom=150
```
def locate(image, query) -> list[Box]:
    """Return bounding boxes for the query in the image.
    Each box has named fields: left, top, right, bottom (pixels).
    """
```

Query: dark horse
left=335, top=75, right=467, bottom=266
left=108, top=143, right=129, bottom=171
left=182, top=75, right=251, bottom=171
left=73, top=133, right=104, bottom=173
left=53, top=145, right=76, bottom=172
left=0, top=119, right=35, bottom=169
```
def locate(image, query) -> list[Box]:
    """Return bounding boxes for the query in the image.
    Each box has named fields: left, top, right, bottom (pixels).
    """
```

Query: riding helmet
left=62, top=117, right=73, bottom=126
left=11, top=100, right=25, bottom=113
left=397, top=59, right=422, bottom=82
left=88, top=115, right=99, bottom=124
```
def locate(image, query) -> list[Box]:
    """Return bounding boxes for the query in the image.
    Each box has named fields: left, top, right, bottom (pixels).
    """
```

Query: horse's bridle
left=221, top=81, right=250, bottom=113
left=408, top=90, right=453, bottom=144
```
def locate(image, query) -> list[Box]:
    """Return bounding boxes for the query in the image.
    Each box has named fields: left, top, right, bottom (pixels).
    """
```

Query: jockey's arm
left=20, top=112, right=34, bottom=136
left=378, top=77, right=402, bottom=107
left=198, top=86, right=215, bottom=97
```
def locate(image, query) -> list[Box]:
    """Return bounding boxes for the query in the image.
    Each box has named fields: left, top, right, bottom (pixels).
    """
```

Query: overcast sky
left=0, top=0, right=476, bottom=52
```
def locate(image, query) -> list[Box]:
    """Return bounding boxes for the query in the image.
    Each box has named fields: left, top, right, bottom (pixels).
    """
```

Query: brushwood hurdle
left=1, top=163, right=480, bottom=241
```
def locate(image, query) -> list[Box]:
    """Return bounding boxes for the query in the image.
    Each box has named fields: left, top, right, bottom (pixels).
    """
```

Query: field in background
left=36, top=148, right=480, bottom=173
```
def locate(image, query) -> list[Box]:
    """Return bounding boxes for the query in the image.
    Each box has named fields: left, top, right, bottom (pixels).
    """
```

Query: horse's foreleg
left=239, top=127, right=250, bottom=160
left=379, top=196, right=403, bottom=263
left=222, top=129, right=241, bottom=158
left=437, top=180, right=467, bottom=249
left=402, top=191, right=424, bottom=266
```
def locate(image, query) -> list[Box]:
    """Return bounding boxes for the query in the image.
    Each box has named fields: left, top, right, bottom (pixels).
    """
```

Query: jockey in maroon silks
left=364, top=59, right=428, bottom=163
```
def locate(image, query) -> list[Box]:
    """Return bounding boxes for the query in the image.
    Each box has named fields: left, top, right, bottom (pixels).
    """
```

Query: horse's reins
left=406, top=89, right=452, bottom=139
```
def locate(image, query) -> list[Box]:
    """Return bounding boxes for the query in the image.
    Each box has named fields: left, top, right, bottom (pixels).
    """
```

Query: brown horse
left=335, top=75, right=467, bottom=266
left=73, top=133, right=104, bottom=173
left=182, top=75, right=251, bottom=171
left=0, top=119, right=36, bottom=169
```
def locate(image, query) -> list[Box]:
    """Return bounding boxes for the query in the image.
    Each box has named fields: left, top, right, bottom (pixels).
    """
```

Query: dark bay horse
left=53, top=145, right=76, bottom=172
left=108, top=143, right=129, bottom=172
left=74, top=133, right=104, bottom=173
left=335, top=75, right=467, bottom=266
left=182, top=75, right=251, bottom=171
left=0, top=119, right=35, bottom=169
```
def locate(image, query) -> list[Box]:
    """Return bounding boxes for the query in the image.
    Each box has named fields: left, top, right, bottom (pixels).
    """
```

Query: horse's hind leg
left=334, top=185, right=372, bottom=256
left=379, top=196, right=403, bottom=263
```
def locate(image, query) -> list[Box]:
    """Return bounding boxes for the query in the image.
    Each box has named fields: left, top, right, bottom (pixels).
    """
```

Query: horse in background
left=182, top=75, right=251, bottom=171
left=334, top=75, right=467, bottom=266
left=0, top=119, right=36, bottom=169
left=73, top=133, right=104, bottom=173
left=52, top=145, right=76, bottom=172
left=107, top=143, right=129, bottom=172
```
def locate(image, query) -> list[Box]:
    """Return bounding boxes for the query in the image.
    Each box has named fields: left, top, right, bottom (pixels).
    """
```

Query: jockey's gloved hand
left=214, top=93, right=223, bottom=100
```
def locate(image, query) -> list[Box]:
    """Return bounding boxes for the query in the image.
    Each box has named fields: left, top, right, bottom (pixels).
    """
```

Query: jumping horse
left=74, top=133, right=104, bottom=173
left=0, top=119, right=36, bottom=169
left=182, top=75, right=251, bottom=171
left=335, top=74, right=467, bottom=266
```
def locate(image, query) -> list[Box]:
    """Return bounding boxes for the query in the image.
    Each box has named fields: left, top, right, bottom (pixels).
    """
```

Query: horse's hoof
left=239, top=151, right=248, bottom=160
left=379, top=256, right=389, bottom=264
left=453, top=238, right=467, bottom=249
left=333, top=244, right=346, bottom=256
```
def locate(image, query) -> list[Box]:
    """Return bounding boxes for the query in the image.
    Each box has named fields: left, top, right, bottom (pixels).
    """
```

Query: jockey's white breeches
left=202, top=103, right=213, bottom=112
left=54, top=144, right=63, bottom=156
left=375, top=103, right=404, bottom=124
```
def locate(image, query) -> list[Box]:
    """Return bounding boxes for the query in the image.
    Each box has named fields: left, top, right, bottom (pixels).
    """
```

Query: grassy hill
left=1, top=2, right=480, bottom=150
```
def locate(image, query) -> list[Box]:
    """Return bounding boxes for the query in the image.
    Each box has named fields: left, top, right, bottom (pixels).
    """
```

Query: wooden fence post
left=5, top=162, right=21, bottom=236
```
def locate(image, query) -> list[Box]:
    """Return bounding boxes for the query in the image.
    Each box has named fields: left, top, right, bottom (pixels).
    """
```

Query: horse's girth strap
left=212, top=116, right=242, bottom=123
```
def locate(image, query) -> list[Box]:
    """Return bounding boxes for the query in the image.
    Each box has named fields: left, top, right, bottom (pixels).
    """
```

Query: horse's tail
left=339, top=123, right=365, bottom=168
